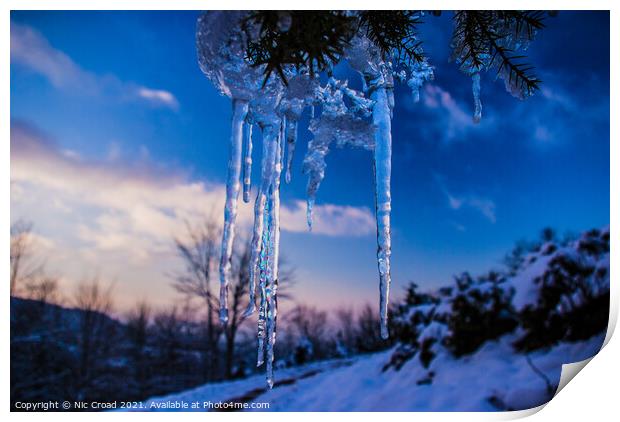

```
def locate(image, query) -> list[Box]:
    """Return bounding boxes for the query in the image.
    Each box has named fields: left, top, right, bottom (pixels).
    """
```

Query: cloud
left=401, top=82, right=497, bottom=145
left=435, top=175, right=496, bottom=224
left=410, top=76, right=605, bottom=150
left=280, top=201, right=375, bottom=237
left=521, top=76, right=608, bottom=148
left=447, top=194, right=497, bottom=224
left=449, top=221, right=467, bottom=232
left=11, top=22, right=179, bottom=109
left=11, top=120, right=374, bottom=256
left=10, top=120, right=375, bottom=308
left=11, top=121, right=374, bottom=239
left=423, top=84, right=473, bottom=127
left=137, top=88, right=179, bottom=109
left=10, top=21, right=97, bottom=92
left=420, top=84, right=479, bottom=142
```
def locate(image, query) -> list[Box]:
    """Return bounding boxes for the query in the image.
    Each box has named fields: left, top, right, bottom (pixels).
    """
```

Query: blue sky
left=10, top=11, right=610, bottom=312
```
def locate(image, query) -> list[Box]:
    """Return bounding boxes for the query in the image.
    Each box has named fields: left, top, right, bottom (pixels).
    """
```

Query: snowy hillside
left=136, top=334, right=602, bottom=411
left=136, top=227, right=609, bottom=412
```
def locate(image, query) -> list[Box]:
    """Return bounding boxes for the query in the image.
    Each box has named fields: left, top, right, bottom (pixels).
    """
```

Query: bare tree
left=173, top=216, right=296, bottom=379
left=287, top=304, right=329, bottom=362
left=172, top=219, right=222, bottom=380
left=152, top=305, right=186, bottom=381
left=335, top=307, right=357, bottom=353
left=223, top=242, right=250, bottom=378
left=356, top=304, right=385, bottom=352
left=25, top=277, right=60, bottom=304
left=73, top=278, right=116, bottom=399
left=10, top=220, right=34, bottom=296
left=126, top=300, right=151, bottom=396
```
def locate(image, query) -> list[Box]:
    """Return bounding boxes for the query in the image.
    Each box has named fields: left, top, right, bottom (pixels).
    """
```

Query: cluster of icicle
left=196, top=11, right=434, bottom=388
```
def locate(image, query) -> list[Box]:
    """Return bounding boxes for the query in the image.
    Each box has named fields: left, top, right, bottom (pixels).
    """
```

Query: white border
left=2, top=2, right=617, bottom=421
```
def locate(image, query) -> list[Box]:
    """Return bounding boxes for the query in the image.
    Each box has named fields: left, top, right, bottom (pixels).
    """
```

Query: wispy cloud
left=10, top=21, right=97, bottom=92
left=137, top=88, right=180, bottom=110
left=11, top=22, right=179, bottom=110
left=419, top=84, right=480, bottom=143
left=280, top=201, right=375, bottom=237
left=435, top=175, right=497, bottom=224
left=521, top=76, right=608, bottom=148
left=423, top=84, right=473, bottom=127
left=10, top=120, right=376, bottom=308
left=409, top=75, right=606, bottom=150
left=446, top=194, right=496, bottom=224
left=11, top=120, right=374, bottom=256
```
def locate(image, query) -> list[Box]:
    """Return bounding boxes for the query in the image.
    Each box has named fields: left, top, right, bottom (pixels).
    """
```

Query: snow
left=134, top=220, right=608, bottom=411
left=135, top=334, right=603, bottom=412
left=406, top=60, right=434, bottom=104
left=505, top=230, right=610, bottom=312
left=131, top=359, right=352, bottom=412
left=506, top=253, right=554, bottom=311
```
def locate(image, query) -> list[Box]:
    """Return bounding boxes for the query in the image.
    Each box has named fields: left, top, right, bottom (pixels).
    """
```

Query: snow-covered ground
left=136, top=333, right=603, bottom=412
left=134, top=227, right=608, bottom=412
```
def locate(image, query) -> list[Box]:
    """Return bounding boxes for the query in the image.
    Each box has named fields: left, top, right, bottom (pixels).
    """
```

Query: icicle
left=252, top=124, right=280, bottom=366
left=371, top=86, right=393, bottom=340
left=344, top=36, right=395, bottom=339
left=266, top=119, right=284, bottom=388
left=256, top=207, right=269, bottom=366
left=244, top=124, right=279, bottom=318
left=242, top=121, right=253, bottom=202
left=472, top=72, right=482, bottom=123
left=219, top=99, right=249, bottom=324
left=245, top=190, right=264, bottom=318
left=306, top=198, right=314, bottom=231
left=280, top=115, right=286, bottom=167
left=285, top=119, right=298, bottom=183
left=256, top=197, right=270, bottom=366
left=387, top=87, right=395, bottom=119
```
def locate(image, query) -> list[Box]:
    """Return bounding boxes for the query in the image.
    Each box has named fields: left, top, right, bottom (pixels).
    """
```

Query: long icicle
left=219, top=99, right=249, bottom=324
left=253, top=124, right=279, bottom=366
left=371, top=85, right=393, bottom=340
left=256, top=195, right=270, bottom=366
left=245, top=123, right=278, bottom=318
left=266, top=117, right=284, bottom=388
left=243, top=121, right=253, bottom=202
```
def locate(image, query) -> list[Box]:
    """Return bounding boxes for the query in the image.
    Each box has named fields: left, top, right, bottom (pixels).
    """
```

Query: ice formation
left=197, top=11, right=434, bottom=385
left=197, top=11, right=285, bottom=386
left=242, top=121, right=253, bottom=203
left=472, top=72, right=482, bottom=123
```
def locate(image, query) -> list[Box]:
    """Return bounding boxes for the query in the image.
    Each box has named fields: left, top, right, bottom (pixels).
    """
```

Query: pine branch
left=470, top=12, right=542, bottom=95
left=452, top=11, right=544, bottom=95
left=359, top=11, right=425, bottom=65
left=243, top=11, right=357, bottom=85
